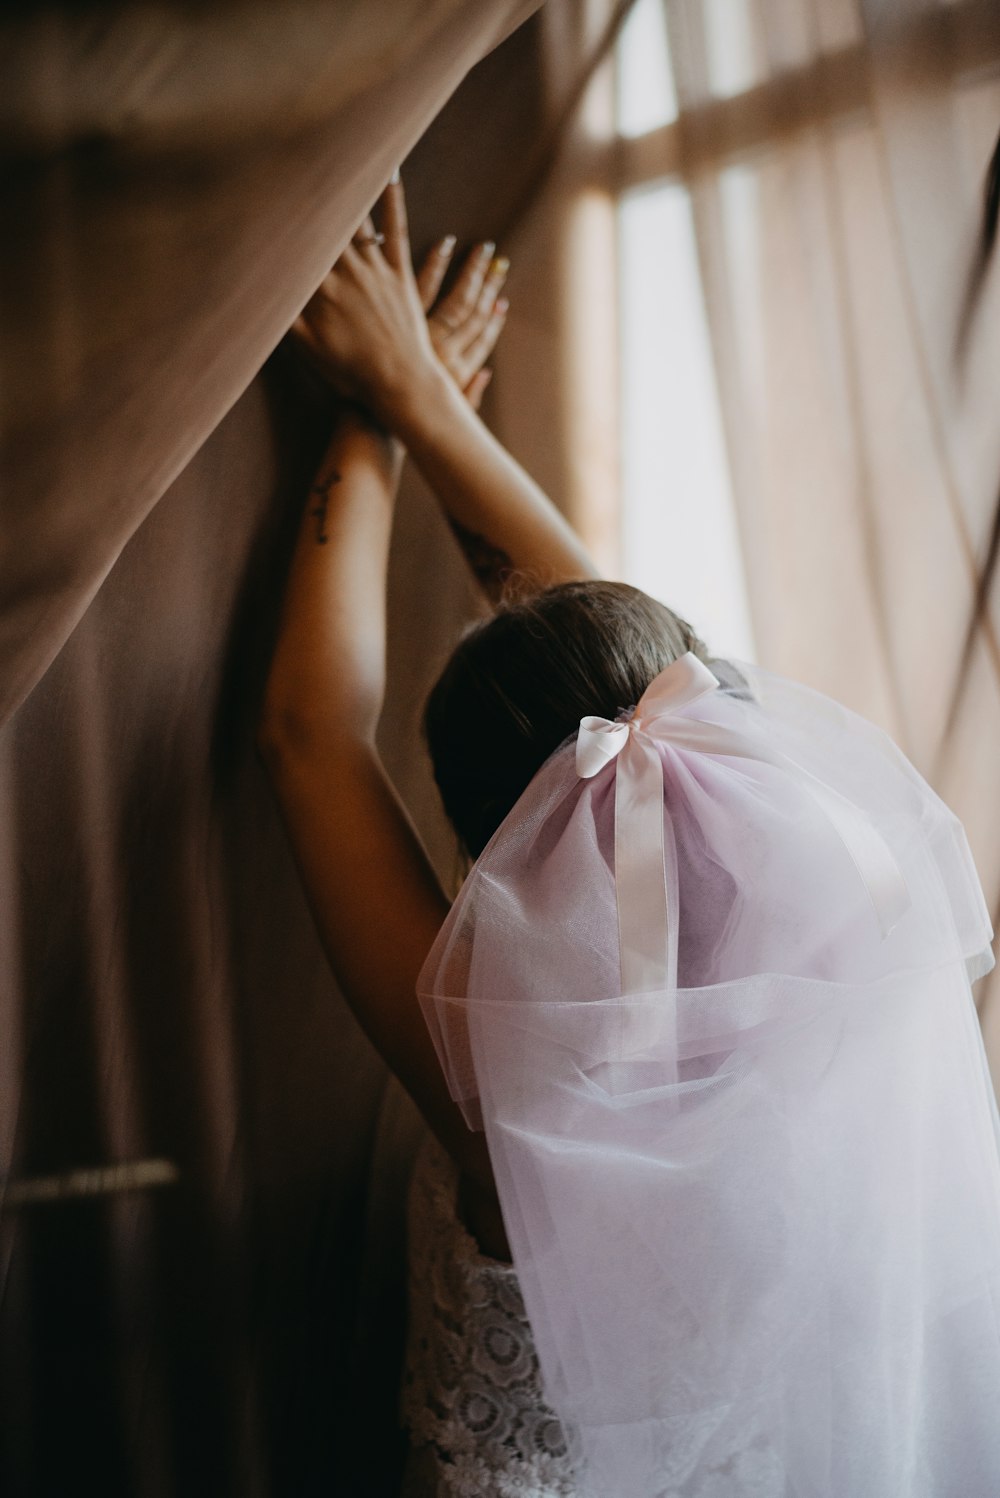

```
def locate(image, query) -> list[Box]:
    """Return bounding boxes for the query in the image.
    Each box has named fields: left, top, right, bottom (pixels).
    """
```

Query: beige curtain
left=490, top=0, right=1000, bottom=1076
left=0, top=7, right=540, bottom=1496
left=0, top=0, right=537, bottom=727
left=666, top=0, right=1000, bottom=1072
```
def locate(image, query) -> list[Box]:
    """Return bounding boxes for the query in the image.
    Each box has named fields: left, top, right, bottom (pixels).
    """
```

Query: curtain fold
left=484, top=0, right=1000, bottom=1070
left=663, top=0, right=1000, bottom=1071
left=0, top=7, right=541, bottom=1496
left=0, top=0, right=538, bottom=727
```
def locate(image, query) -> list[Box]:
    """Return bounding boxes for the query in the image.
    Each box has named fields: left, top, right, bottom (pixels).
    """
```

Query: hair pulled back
left=424, top=580, right=711, bottom=859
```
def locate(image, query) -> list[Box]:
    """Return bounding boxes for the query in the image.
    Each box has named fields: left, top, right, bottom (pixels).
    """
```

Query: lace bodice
left=398, top=1136, right=848, bottom=1497
left=401, top=1133, right=578, bottom=1497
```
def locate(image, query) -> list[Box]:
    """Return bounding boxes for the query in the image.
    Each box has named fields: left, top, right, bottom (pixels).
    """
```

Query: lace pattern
left=399, top=1136, right=786, bottom=1498
left=401, top=1133, right=579, bottom=1497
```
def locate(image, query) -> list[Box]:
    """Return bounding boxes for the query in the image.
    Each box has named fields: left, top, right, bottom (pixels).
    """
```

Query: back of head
left=424, top=580, right=713, bottom=858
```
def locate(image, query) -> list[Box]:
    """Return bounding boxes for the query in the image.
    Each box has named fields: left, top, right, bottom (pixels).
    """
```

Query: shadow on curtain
left=0, top=6, right=541, bottom=1496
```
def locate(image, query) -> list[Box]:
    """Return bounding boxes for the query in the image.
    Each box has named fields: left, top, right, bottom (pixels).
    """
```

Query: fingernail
left=440, top=234, right=457, bottom=255
left=491, top=255, right=510, bottom=276
left=390, top=167, right=400, bottom=184
left=496, top=296, right=509, bottom=314
left=481, top=240, right=496, bottom=258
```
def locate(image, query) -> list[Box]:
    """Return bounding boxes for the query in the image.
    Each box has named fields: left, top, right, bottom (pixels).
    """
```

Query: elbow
left=255, top=713, right=289, bottom=774
left=255, top=713, right=283, bottom=765
left=256, top=692, right=378, bottom=768
left=256, top=654, right=327, bottom=759
left=255, top=686, right=317, bottom=765
left=258, top=640, right=385, bottom=761
left=256, top=698, right=318, bottom=768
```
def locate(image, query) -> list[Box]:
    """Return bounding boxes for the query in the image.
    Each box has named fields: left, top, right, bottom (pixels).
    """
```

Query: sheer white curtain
left=672, top=0, right=1000, bottom=1071
left=528, top=0, right=1000, bottom=1077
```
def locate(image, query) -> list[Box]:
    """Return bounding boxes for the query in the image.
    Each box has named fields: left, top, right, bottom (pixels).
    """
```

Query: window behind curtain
left=613, top=0, right=756, bottom=662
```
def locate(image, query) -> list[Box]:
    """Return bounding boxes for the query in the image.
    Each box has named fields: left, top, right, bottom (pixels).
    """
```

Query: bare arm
left=258, top=412, right=494, bottom=1186
left=262, top=180, right=597, bottom=1232
left=293, top=178, right=599, bottom=600
left=393, top=360, right=596, bottom=598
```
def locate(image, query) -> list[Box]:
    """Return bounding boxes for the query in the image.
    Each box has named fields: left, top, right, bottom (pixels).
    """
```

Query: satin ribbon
left=577, top=653, right=911, bottom=995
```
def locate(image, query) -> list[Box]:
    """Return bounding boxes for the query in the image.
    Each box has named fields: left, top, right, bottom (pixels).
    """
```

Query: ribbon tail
left=614, top=736, right=672, bottom=996
left=611, top=736, right=680, bottom=1102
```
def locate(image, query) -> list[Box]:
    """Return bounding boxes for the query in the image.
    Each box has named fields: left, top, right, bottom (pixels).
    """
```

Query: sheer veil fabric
left=418, top=653, right=1000, bottom=1497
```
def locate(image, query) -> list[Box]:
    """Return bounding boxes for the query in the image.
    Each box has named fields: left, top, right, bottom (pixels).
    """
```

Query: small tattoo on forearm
left=310, top=470, right=340, bottom=543
left=449, top=518, right=515, bottom=600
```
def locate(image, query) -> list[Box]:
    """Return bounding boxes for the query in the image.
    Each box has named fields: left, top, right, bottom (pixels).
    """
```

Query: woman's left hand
left=292, top=176, right=508, bottom=422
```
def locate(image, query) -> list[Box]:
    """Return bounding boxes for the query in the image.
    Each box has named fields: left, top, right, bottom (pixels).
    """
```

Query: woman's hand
left=418, top=235, right=509, bottom=411
left=292, top=176, right=508, bottom=423
left=290, top=177, right=595, bottom=605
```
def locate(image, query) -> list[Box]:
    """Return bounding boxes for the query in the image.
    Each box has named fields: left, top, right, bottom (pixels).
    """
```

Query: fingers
left=351, top=214, right=385, bottom=256
left=465, top=368, right=492, bottom=412
left=380, top=173, right=410, bottom=273
left=459, top=255, right=509, bottom=351
left=432, top=250, right=508, bottom=371
left=290, top=312, right=320, bottom=352
left=432, top=241, right=497, bottom=335
left=425, top=237, right=510, bottom=404
left=417, top=235, right=457, bottom=311
left=461, top=296, right=508, bottom=375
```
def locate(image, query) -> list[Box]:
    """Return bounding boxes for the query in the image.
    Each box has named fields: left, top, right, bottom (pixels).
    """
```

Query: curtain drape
left=0, top=0, right=537, bottom=728
left=0, top=7, right=541, bottom=1496
left=489, top=0, right=1000, bottom=1077
left=661, top=0, right=1000, bottom=1072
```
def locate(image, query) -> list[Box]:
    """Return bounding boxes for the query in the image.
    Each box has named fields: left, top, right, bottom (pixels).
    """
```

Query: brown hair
left=424, top=580, right=712, bottom=858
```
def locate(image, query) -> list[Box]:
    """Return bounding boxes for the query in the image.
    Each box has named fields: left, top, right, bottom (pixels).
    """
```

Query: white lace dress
left=400, top=1133, right=579, bottom=1497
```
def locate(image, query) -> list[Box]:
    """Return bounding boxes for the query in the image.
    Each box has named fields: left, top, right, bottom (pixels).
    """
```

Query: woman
left=259, top=180, right=1000, bottom=1496
left=259, top=177, right=598, bottom=1256
left=259, top=177, right=592, bottom=1494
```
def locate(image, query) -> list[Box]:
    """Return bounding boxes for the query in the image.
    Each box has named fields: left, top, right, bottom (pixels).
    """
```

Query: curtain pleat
left=0, top=0, right=538, bottom=727
left=651, top=0, right=1000, bottom=1075
left=0, top=7, right=540, bottom=1496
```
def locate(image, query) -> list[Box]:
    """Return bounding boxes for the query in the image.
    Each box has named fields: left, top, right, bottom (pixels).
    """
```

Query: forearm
left=260, top=413, right=403, bottom=748
left=392, top=364, right=599, bottom=600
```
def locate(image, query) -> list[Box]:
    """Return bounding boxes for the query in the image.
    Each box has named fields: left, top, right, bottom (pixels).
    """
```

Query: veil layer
left=418, top=654, right=1000, bottom=1497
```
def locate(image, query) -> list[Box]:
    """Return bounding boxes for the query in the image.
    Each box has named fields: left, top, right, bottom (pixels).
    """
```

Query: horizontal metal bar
left=1, top=1158, right=179, bottom=1208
